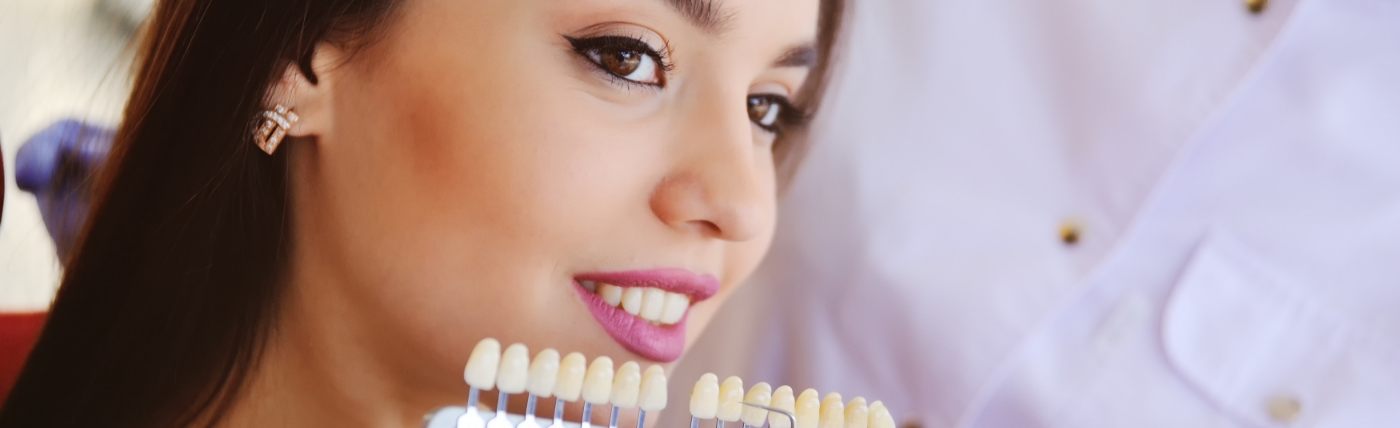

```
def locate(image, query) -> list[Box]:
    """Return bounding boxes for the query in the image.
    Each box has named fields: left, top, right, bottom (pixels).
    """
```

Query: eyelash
left=564, top=34, right=809, bottom=136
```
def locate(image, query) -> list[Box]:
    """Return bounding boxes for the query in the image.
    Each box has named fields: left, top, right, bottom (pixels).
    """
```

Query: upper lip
left=574, top=268, right=720, bottom=302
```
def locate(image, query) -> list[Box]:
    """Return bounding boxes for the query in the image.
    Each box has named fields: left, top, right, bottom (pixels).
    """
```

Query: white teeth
left=581, top=356, right=614, bottom=405
left=495, top=343, right=530, bottom=394
left=611, top=361, right=642, bottom=408
left=581, top=280, right=598, bottom=293
left=845, top=397, right=869, bottom=428
left=526, top=348, right=560, bottom=398
left=599, top=284, right=624, bottom=307
left=553, top=352, right=587, bottom=401
left=690, top=373, right=720, bottom=419
left=660, top=292, right=689, bottom=324
left=464, top=338, right=501, bottom=390
left=638, top=365, right=668, bottom=411
left=742, top=382, right=773, bottom=426
left=868, top=401, right=894, bottom=428
left=819, top=392, right=845, bottom=428
left=717, top=376, right=744, bottom=422
left=769, top=386, right=797, bottom=428
left=795, top=389, right=820, bottom=428
left=640, top=288, right=666, bottom=321
left=621, top=287, right=644, bottom=316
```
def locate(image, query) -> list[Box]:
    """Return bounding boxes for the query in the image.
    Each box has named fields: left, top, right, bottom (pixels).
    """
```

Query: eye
left=747, top=94, right=799, bottom=134
left=566, top=36, right=670, bottom=87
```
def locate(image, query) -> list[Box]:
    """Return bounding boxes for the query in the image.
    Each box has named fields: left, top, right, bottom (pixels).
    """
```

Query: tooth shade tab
left=795, top=389, right=821, bottom=428
left=581, top=356, right=615, bottom=404
left=868, top=401, right=895, bottom=428
left=741, top=382, right=774, bottom=425
left=611, top=361, right=642, bottom=407
left=690, top=373, right=720, bottom=419
left=495, top=343, right=530, bottom=393
left=769, top=385, right=797, bottom=428
left=464, top=338, right=502, bottom=389
left=819, top=392, right=845, bottom=428
left=638, top=365, right=668, bottom=411
left=553, top=352, right=588, bottom=401
left=526, top=348, right=561, bottom=397
left=716, top=376, right=744, bottom=421
left=844, top=397, right=869, bottom=428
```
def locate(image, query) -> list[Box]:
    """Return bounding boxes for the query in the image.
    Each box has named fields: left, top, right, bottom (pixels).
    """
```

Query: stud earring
left=253, top=104, right=300, bottom=155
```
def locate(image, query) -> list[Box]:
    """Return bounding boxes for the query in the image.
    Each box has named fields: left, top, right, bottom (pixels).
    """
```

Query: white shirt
left=668, top=0, right=1400, bottom=426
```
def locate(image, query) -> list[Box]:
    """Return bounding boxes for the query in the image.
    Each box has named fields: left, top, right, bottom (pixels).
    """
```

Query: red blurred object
left=0, top=312, right=46, bottom=405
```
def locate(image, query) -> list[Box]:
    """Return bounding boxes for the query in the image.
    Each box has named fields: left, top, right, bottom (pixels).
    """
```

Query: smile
left=573, top=268, right=720, bottom=362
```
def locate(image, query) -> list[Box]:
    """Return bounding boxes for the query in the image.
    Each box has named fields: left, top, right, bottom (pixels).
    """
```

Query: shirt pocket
left=1161, top=232, right=1400, bottom=427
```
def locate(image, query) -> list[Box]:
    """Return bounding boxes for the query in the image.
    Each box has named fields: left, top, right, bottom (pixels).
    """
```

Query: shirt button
left=1059, top=221, right=1081, bottom=246
left=1246, top=0, right=1268, bottom=14
left=1266, top=394, right=1302, bottom=424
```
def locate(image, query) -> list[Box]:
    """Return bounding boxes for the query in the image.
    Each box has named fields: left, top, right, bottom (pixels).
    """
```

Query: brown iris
left=600, top=48, right=643, bottom=77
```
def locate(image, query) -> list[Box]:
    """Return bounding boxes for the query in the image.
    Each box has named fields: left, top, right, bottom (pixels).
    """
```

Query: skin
left=224, top=0, right=820, bottom=426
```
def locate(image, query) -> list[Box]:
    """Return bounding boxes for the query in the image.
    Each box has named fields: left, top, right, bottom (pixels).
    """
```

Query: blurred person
left=699, top=0, right=1400, bottom=426
left=0, top=0, right=843, bottom=427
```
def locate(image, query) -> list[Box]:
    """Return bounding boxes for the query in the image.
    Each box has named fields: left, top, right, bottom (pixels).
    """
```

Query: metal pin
left=581, top=403, right=594, bottom=428
left=608, top=405, right=620, bottom=428
left=743, top=401, right=797, bottom=428
left=486, top=391, right=512, bottom=428
left=636, top=410, right=648, bottom=428
left=518, top=394, right=542, bottom=428
left=457, top=388, right=487, bottom=428
left=548, top=398, right=567, bottom=428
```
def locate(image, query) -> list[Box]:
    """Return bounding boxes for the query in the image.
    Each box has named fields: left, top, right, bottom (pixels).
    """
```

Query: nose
left=649, top=89, right=770, bottom=242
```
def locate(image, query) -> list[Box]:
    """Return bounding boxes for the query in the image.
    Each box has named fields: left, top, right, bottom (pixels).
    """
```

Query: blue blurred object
left=15, top=119, right=115, bottom=259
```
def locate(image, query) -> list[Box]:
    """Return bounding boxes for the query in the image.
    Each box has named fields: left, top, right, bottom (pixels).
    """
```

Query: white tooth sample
left=689, top=373, right=720, bottom=419
left=716, top=376, right=744, bottom=422
left=741, top=382, right=773, bottom=426
left=867, top=401, right=894, bottom=428
left=610, top=361, right=642, bottom=408
left=599, top=284, right=624, bottom=307
left=621, top=287, right=644, bottom=316
left=581, top=356, right=615, bottom=404
left=464, top=338, right=502, bottom=390
left=819, top=393, right=845, bottom=428
left=640, top=288, right=666, bottom=321
left=496, top=343, right=530, bottom=393
left=660, top=292, right=689, bottom=324
left=638, top=365, right=668, bottom=411
left=844, top=397, right=868, bottom=428
left=769, top=386, right=797, bottom=428
left=553, top=352, right=587, bottom=401
left=795, top=389, right=821, bottom=428
left=526, top=348, right=561, bottom=397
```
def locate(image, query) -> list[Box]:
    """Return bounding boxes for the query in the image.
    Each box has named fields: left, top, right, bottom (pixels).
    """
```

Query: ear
left=266, top=43, right=346, bottom=141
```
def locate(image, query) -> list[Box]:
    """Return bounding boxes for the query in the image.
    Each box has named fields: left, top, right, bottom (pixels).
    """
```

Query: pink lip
left=573, top=269, right=720, bottom=362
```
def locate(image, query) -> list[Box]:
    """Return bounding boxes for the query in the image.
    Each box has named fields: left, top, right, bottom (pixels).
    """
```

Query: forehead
left=550, top=0, right=820, bottom=49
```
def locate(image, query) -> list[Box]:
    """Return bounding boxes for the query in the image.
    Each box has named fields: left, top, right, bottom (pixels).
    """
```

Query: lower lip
left=573, top=282, right=688, bottom=363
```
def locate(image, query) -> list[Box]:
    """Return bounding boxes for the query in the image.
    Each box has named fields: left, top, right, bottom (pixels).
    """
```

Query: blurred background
left=0, top=0, right=146, bottom=310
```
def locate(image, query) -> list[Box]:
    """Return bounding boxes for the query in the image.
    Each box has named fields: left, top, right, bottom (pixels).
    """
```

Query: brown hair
left=0, top=0, right=844, bottom=426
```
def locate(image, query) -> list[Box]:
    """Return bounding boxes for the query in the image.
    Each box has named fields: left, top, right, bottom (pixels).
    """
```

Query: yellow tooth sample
left=638, top=365, right=668, bottom=412
left=795, top=389, right=821, bottom=428
left=768, top=386, right=797, bottom=428
left=741, top=382, right=774, bottom=426
left=464, top=338, right=502, bottom=389
left=819, top=392, right=845, bottom=428
left=553, top=352, right=587, bottom=401
left=660, top=292, right=689, bottom=324
left=526, top=348, right=560, bottom=397
left=716, top=376, right=745, bottom=422
left=689, top=373, right=720, bottom=419
left=844, top=397, right=868, bottom=428
left=600, top=284, right=624, bottom=307
left=621, top=287, right=644, bottom=315
left=611, top=361, right=642, bottom=408
left=496, top=343, right=530, bottom=394
left=581, top=356, right=615, bottom=404
left=867, top=401, right=895, bottom=428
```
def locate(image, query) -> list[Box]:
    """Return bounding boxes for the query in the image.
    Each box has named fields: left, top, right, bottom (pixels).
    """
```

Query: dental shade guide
left=609, top=362, right=641, bottom=428
left=580, top=356, right=615, bottom=428
left=716, top=376, right=744, bottom=427
left=686, top=376, right=898, bottom=428
left=636, top=365, right=668, bottom=428
left=551, top=352, right=588, bottom=428
left=741, top=401, right=797, bottom=428
left=520, top=348, right=561, bottom=428
left=689, top=373, right=720, bottom=428
left=740, top=382, right=773, bottom=428
left=460, top=338, right=502, bottom=428
left=488, top=344, right=531, bottom=428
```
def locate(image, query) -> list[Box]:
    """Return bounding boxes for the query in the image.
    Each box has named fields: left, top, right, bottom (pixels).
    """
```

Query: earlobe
left=257, top=43, right=341, bottom=154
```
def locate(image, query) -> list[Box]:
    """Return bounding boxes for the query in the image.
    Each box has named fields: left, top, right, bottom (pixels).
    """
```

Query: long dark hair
left=0, top=0, right=844, bottom=426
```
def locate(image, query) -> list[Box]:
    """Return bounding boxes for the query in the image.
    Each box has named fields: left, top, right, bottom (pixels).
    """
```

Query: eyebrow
left=663, top=0, right=734, bottom=34
left=774, top=43, right=817, bottom=68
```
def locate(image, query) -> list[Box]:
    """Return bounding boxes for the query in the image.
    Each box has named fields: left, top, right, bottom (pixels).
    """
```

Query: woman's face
left=283, top=0, right=819, bottom=395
